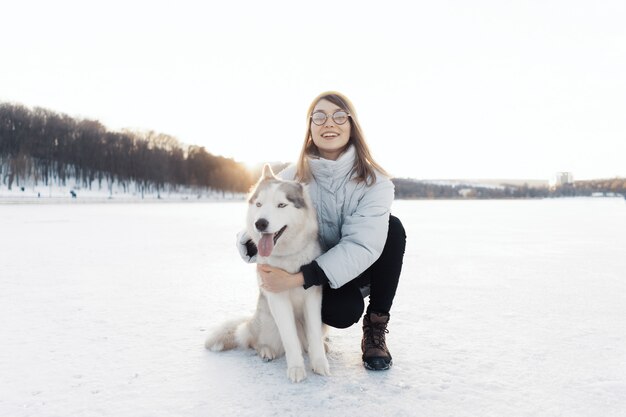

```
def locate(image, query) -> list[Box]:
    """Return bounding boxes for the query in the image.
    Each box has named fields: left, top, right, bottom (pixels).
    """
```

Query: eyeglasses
left=310, top=110, right=351, bottom=126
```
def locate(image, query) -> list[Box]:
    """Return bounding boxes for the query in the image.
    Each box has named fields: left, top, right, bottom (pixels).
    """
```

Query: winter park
left=3, top=1, right=626, bottom=416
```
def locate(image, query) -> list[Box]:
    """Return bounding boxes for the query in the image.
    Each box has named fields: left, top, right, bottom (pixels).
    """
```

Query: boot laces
left=365, top=320, right=389, bottom=351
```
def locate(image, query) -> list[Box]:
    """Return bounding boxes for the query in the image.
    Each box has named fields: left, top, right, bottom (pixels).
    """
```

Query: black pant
left=321, top=215, right=406, bottom=329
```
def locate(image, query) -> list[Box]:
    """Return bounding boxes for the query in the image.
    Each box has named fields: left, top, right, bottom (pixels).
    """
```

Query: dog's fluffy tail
left=205, top=317, right=252, bottom=351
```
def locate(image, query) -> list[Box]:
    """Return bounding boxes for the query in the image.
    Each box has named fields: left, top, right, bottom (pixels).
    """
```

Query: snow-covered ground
left=1, top=198, right=625, bottom=417
left=0, top=180, right=243, bottom=202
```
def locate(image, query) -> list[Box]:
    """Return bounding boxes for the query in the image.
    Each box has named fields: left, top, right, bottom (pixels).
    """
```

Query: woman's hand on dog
left=257, top=264, right=305, bottom=293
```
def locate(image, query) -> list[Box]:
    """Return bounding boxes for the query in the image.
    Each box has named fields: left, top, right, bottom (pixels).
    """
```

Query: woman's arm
left=258, top=177, right=395, bottom=292
left=315, top=177, right=395, bottom=289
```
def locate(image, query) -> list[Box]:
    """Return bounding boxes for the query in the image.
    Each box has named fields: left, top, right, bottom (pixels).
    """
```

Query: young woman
left=239, top=91, right=406, bottom=370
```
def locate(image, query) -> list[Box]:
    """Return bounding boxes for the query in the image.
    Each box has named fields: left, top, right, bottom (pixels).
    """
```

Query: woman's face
left=310, top=99, right=351, bottom=161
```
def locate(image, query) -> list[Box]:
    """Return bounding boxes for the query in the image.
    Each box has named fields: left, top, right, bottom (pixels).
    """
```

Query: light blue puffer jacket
left=278, top=145, right=395, bottom=289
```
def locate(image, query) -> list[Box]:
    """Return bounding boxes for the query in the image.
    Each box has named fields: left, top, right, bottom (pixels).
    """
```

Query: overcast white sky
left=1, top=0, right=625, bottom=180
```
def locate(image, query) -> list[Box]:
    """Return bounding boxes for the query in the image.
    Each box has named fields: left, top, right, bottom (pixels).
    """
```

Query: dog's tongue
left=258, top=233, right=274, bottom=257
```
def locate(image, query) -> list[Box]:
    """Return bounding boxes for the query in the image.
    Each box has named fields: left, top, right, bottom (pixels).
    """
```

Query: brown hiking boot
left=361, top=312, right=392, bottom=371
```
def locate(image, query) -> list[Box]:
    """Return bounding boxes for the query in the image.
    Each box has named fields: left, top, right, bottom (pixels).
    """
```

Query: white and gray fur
left=205, top=164, right=329, bottom=382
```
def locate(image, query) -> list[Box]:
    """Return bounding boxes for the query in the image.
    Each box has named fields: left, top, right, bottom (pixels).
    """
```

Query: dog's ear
left=262, top=164, right=276, bottom=180
left=280, top=182, right=307, bottom=209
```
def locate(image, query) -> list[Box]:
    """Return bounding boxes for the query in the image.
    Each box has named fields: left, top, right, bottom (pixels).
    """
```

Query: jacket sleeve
left=314, top=177, right=395, bottom=289
left=301, top=261, right=329, bottom=289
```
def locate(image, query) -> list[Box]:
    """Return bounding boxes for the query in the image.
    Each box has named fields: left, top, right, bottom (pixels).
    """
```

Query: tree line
left=3, top=101, right=624, bottom=200
left=553, top=179, right=626, bottom=197
left=0, top=102, right=254, bottom=194
left=392, top=178, right=626, bottom=199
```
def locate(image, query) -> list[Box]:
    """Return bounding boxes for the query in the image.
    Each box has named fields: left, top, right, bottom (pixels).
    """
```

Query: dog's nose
left=255, top=218, right=269, bottom=232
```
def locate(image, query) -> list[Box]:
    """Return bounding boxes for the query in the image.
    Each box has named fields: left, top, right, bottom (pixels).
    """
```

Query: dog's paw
left=205, top=341, right=224, bottom=351
left=257, top=345, right=276, bottom=361
left=311, top=356, right=331, bottom=376
left=287, top=366, right=307, bottom=383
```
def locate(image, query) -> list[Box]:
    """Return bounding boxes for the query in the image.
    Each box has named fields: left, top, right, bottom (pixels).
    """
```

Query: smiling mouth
left=322, top=132, right=339, bottom=138
left=272, top=225, right=287, bottom=244
left=257, top=225, right=287, bottom=257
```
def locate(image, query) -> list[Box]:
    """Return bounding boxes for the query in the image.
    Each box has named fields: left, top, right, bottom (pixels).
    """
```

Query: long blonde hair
left=295, top=91, right=389, bottom=186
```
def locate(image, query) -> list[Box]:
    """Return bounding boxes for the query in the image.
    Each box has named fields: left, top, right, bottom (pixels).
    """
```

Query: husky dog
left=205, top=164, right=330, bottom=382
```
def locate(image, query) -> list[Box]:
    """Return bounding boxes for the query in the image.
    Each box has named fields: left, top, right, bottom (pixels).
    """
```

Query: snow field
left=1, top=198, right=625, bottom=417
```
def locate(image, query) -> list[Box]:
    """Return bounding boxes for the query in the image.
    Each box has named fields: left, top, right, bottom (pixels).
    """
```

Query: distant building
left=552, top=172, right=574, bottom=187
